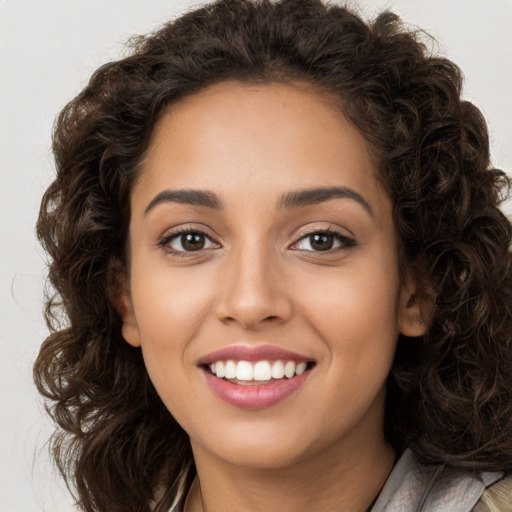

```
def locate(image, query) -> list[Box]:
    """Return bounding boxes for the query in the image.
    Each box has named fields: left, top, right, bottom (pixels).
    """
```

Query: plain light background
left=1, top=1, right=511, bottom=511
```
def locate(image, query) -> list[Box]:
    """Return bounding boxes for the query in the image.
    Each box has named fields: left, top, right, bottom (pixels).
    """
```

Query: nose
left=215, top=243, right=293, bottom=330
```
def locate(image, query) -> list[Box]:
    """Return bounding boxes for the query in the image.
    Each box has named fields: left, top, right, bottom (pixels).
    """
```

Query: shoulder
left=371, top=449, right=509, bottom=512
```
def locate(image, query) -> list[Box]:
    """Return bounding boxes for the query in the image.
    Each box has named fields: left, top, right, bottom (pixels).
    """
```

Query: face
left=121, top=81, right=425, bottom=470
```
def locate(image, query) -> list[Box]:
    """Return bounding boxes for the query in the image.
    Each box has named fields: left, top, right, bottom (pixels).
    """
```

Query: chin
left=189, top=416, right=344, bottom=471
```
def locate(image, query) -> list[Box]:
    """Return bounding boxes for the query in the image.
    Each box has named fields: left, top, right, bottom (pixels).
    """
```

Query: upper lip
left=197, top=344, right=313, bottom=365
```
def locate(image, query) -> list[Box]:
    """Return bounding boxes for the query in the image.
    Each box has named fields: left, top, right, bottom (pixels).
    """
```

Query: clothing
left=370, top=449, right=512, bottom=511
left=168, top=449, right=512, bottom=511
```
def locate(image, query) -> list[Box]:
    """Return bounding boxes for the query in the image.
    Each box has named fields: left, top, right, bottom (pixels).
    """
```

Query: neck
left=185, top=432, right=395, bottom=512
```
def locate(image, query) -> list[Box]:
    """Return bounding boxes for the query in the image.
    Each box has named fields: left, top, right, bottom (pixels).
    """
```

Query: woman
left=34, top=0, right=512, bottom=510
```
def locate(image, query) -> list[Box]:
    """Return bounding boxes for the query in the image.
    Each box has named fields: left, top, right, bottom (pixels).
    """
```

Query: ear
left=118, top=289, right=142, bottom=347
left=398, top=277, right=430, bottom=337
left=108, top=259, right=141, bottom=347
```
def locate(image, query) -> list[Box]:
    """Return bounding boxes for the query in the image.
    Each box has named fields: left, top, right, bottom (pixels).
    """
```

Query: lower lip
left=202, top=369, right=311, bottom=409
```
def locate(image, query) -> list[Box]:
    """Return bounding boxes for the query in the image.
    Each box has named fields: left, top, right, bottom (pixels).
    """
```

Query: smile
left=198, top=345, right=315, bottom=409
left=208, top=360, right=309, bottom=382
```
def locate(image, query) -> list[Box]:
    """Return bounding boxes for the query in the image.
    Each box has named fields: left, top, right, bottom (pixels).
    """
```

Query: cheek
left=292, top=271, right=399, bottom=437
left=129, top=263, right=215, bottom=383
left=294, top=257, right=401, bottom=374
left=131, top=261, right=215, bottom=332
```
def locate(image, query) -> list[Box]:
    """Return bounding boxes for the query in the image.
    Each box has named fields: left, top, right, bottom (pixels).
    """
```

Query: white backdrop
left=1, top=1, right=511, bottom=511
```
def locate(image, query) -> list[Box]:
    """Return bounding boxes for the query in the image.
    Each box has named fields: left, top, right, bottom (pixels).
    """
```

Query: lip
left=202, top=369, right=312, bottom=409
left=198, top=344, right=315, bottom=409
left=197, top=344, right=312, bottom=365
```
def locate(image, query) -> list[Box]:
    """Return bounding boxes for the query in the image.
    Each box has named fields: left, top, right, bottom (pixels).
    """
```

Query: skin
left=120, top=81, right=427, bottom=512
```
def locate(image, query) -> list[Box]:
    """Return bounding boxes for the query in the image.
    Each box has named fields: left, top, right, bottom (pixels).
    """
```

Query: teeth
left=208, top=359, right=310, bottom=381
left=215, top=361, right=225, bottom=378
left=236, top=361, right=253, bottom=381
left=284, top=361, right=296, bottom=378
left=271, top=360, right=285, bottom=379
left=296, top=362, right=307, bottom=375
left=253, top=361, right=272, bottom=380
left=225, top=360, right=236, bottom=379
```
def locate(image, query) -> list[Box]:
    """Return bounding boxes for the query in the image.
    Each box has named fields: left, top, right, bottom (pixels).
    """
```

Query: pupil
left=311, top=233, right=333, bottom=251
left=182, top=233, right=205, bottom=251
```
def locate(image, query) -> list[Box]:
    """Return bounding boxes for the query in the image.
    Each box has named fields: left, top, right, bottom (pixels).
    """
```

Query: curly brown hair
left=34, top=0, right=512, bottom=510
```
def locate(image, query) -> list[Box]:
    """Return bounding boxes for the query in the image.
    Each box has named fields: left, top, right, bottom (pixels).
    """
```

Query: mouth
left=198, top=345, right=316, bottom=409
left=203, top=359, right=315, bottom=384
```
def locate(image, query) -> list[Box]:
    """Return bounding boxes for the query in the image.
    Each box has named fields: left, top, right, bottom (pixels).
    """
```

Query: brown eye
left=180, top=232, right=205, bottom=251
left=291, top=230, right=356, bottom=253
left=162, top=230, right=219, bottom=253
left=309, top=233, right=334, bottom=251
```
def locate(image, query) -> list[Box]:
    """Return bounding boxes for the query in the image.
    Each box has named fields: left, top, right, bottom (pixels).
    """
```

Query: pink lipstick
left=198, top=345, right=314, bottom=409
left=197, top=345, right=311, bottom=365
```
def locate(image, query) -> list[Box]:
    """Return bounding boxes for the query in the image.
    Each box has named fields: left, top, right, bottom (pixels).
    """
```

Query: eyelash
left=157, top=226, right=219, bottom=256
left=290, top=227, right=357, bottom=253
left=157, top=226, right=356, bottom=256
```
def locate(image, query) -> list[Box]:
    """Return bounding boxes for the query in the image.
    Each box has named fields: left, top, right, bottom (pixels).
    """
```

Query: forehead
left=133, top=81, right=390, bottom=219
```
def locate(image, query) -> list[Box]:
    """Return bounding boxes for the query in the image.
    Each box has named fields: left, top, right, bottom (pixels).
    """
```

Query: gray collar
left=370, top=449, right=503, bottom=512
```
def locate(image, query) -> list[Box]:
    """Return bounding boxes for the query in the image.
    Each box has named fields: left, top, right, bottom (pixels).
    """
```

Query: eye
left=159, top=229, right=220, bottom=253
left=291, top=230, right=355, bottom=252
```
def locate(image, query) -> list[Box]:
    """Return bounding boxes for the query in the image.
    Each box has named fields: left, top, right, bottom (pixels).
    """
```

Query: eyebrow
left=144, top=189, right=223, bottom=215
left=144, top=185, right=373, bottom=217
left=277, top=186, right=373, bottom=217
